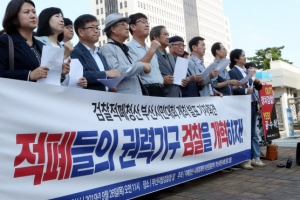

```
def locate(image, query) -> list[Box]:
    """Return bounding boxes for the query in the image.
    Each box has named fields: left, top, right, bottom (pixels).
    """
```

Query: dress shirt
left=82, top=43, right=107, bottom=90
left=194, top=56, right=214, bottom=96
left=211, top=59, right=232, bottom=95
left=127, top=39, right=163, bottom=84
left=82, top=43, right=105, bottom=72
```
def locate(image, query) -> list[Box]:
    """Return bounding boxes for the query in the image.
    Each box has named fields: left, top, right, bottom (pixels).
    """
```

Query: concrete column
left=281, top=87, right=289, bottom=132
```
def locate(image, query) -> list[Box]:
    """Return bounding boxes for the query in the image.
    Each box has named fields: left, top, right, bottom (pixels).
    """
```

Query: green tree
left=247, top=46, right=293, bottom=70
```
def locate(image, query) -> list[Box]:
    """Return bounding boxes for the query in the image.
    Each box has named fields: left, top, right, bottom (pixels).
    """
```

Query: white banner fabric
left=0, top=78, right=251, bottom=200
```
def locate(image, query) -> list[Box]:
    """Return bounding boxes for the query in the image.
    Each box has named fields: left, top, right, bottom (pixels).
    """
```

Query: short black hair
left=149, top=26, right=165, bottom=41
left=74, top=14, right=97, bottom=36
left=181, top=51, right=189, bottom=57
left=128, top=13, right=147, bottom=35
left=2, top=0, right=35, bottom=34
left=37, top=7, right=64, bottom=42
left=211, top=42, right=222, bottom=57
left=189, top=36, right=205, bottom=52
left=245, top=62, right=256, bottom=69
left=64, top=18, right=73, bottom=26
left=229, top=49, right=244, bottom=69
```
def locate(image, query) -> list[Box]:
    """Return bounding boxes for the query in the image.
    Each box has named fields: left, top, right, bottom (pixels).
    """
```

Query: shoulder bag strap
left=7, top=35, right=14, bottom=70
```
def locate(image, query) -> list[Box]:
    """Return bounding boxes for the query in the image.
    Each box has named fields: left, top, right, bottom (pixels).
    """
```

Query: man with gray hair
left=150, top=26, right=187, bottom=97
left=100, top=13, right=151, bottom=95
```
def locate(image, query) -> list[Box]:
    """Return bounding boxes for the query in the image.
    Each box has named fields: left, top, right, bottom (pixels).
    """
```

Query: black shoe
left=163, top=186, right=175, bottom=193
left=221, top=168, right=232, bottom=173
left=230, top=165, right=241, bottom=170
left=143, top=192, right=160, bottom=200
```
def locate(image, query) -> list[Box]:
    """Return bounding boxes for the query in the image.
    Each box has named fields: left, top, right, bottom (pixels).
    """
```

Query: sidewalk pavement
left=134, top=146, right=300, bottom=200
left=272, top=130, right=300, bottom=148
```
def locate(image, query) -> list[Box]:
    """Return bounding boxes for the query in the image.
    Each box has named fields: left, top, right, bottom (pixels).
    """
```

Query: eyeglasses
left=170, top=43, right=186, bottom=47
left=80, top=26, right=100, bottom=31
left=135, top=20, right=150, bottom=25
left=65, top=25, right=73, bottom=30
left=117, top=22, right=129, bottom=28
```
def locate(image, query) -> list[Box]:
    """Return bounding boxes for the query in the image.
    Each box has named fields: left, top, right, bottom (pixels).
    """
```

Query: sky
left=223, top=0, right=300, bottom=67
left=0, top=0, right=299, bottom=67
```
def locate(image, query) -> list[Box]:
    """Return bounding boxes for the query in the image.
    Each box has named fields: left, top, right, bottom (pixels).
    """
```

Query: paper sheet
left=68, top=59, right=83, bottom=88
left=97, top=67, right=132, bottom=88
left=201, top=62, right=217, bottom=79
left=37, top=46, right=64, bottom=86
left=173, top=57, right=188, bottom=85
left=240, top=71, right=254, bottom=84
left=216, top=58, right=230, bottom=74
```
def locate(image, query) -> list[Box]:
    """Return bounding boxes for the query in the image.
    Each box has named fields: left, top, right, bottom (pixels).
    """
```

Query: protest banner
left=0, top=78, right=251, bottom=200
left=259, top=84, right=280, bottom=140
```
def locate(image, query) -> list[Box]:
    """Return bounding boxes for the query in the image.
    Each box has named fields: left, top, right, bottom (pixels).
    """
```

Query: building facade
left=90, top=0, right=232, bottom=65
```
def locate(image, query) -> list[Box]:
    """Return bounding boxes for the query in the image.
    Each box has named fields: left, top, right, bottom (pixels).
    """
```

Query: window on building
left=125, top=12, right=128, bottom=17
left=101, top=8, right=103, bottom=14
left=96, top=0, right=98, bottom=4
left=120, top=2, right=123, bottom=9
left=125, top=1, right=127, bottom=7
left=103, top=40, right=105, bottom=44
left=99, top=41, right=102, bottom=47
left=101, top=18, right=104, bottom=25
left=100, top=0, right=102, bottom=3
left=96, top=9, right=99, bottom=15
left=138, top=1, right=140, bottom=7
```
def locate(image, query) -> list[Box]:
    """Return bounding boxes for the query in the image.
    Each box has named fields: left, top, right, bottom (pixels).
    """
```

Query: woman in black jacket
left=0, top=0, right=48, bottom=81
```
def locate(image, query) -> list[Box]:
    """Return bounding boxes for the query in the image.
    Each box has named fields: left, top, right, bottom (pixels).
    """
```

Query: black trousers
left=144, top=83, right=165, bottom=97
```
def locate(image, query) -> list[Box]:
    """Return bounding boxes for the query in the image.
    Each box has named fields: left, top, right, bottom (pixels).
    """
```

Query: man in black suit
left=71, top=14, right=120, bottom=91
left=229, top=49, right=265, bottom=169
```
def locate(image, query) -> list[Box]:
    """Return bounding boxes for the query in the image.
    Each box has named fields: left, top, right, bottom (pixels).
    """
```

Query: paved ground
left=134, top=145, right=300, bottom=200
left=273, top=130, right=300, bottom=148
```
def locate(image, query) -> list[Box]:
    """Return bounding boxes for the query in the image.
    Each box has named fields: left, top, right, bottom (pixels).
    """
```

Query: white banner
left=0, top=78, right=251, bottom=200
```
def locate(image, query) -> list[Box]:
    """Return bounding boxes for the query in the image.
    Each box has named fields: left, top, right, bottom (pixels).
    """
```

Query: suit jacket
left=188, top=55, right=211, bottom=97
left=100, top=39, right=145, bottom=95
left=0, top=32, right=43, bottom=80
left=228, top=66, right=262, bottom=95
left=156, top=51, right=181, bottom=97
left=182, top=68, right=201, bottom=97
left=71, top=42, right=108, bottom=91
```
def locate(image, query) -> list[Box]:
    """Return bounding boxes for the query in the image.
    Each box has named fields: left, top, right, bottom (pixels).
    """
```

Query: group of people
left=0, top=0, right=265, bottom=197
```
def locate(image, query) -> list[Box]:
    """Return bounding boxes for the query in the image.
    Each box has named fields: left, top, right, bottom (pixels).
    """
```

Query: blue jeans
left=251, top=104, right=260, bottom=159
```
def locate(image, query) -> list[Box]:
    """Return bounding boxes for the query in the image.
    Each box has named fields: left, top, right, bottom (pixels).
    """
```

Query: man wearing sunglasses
left=71, top=14, right=120, bottom=92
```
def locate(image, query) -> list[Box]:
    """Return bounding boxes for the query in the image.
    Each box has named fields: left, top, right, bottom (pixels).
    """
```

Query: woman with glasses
left=35, top=7, right=87, bottom=87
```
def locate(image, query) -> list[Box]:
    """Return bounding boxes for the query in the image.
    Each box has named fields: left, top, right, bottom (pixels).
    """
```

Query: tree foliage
left=247, top=46, right=293, bottom=70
